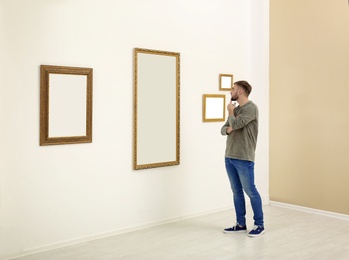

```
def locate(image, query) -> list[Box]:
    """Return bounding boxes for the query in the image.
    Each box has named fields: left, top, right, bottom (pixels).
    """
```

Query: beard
left=230, top=95, right=238, bottom=101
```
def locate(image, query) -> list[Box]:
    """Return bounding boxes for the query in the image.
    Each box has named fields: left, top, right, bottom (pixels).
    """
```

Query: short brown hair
left=234, top=80, right=252, bottom=96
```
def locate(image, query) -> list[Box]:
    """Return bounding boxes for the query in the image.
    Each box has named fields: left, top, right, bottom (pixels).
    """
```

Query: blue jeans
left=225, top=157, right=264, bottom=227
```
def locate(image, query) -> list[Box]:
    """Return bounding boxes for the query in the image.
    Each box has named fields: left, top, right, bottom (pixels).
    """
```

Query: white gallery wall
left=0, top=0, right=269, bottom=257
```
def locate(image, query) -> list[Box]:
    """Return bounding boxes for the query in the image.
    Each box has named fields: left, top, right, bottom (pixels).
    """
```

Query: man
left=221, top=80, right=264, bottom=237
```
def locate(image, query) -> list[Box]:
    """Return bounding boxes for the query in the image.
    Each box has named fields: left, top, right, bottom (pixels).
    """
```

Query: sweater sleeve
left=228, top=103, right=257, bottom=130
left=220, top=119, right=230, bottom=135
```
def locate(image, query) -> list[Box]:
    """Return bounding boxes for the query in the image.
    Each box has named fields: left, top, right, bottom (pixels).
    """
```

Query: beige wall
left=270, top=0, right=349, bottom=214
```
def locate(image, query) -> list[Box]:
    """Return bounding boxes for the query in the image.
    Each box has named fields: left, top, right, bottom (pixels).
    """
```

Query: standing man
left=221, top=80, right=264, bottom=237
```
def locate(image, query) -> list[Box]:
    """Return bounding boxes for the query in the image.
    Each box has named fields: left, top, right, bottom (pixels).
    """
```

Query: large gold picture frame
left=134, top=48, right=180, bottom=170
left=40, top=65, right=93, bottom=145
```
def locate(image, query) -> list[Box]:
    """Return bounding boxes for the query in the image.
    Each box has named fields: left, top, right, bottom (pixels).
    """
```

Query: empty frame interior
left=203, top=94, right=226, bottom=122
left=40, top=65, right=93, bottom=145
left=134, top=48, right=180, bottom=170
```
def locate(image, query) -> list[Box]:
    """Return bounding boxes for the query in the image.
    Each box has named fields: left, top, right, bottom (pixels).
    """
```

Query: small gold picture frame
left=219, top=74, right=233, bottom=91
left=40, top=65, right=93, bottom=145
left=202, top=94, right=226, bottom=122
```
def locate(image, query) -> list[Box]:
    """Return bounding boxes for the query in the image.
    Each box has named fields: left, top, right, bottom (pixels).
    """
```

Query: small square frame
left=219, top=74, right=233, bottom=91
left=202, top=94, right=226, bottom=122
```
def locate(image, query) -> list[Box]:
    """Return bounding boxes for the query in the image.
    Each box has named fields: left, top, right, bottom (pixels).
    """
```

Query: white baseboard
left=4, top=216, right=179, bottom=260
left=262, top=195, right=270, bottom=205
left=3, top=205, right=233, bottom=260
left=270, top=201, right=349, bottom=221
left=4, top=199, right=272, bottom=260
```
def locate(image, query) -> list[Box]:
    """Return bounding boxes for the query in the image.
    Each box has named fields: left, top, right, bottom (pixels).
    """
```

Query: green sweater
left=221, top=101, right=259, bottom=162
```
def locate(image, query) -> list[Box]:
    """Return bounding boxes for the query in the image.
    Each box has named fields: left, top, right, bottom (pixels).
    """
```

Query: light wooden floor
left=12, top=205, right=349, bottom=260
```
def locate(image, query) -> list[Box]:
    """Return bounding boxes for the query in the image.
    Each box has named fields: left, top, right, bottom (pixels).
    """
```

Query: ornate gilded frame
left=40, top=65, right=93, bottom=145
left=133, top=48, right=180, bottom=170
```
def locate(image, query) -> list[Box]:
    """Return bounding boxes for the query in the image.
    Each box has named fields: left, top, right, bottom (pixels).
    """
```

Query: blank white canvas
left=206, top=97, right=224, bottom=119
left=49, top=74, right=87, bottom=137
